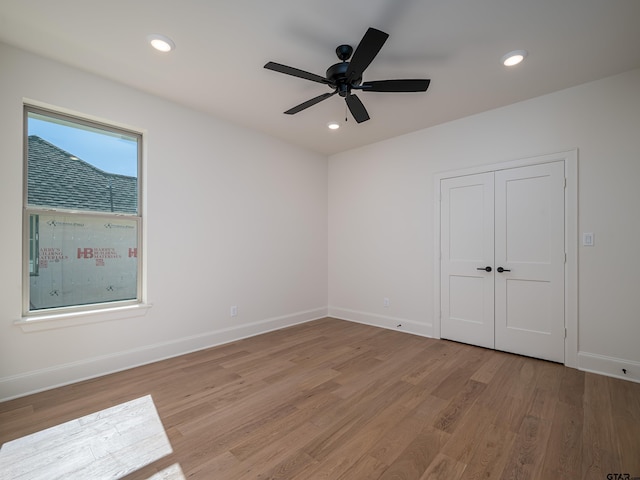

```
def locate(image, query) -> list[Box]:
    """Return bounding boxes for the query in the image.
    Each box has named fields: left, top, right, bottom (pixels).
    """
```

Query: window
left=24, top=106, right=142, bottom=315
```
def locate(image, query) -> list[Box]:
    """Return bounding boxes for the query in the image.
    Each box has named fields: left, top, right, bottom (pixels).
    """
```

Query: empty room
left=1, top=1, right=639, bottom=479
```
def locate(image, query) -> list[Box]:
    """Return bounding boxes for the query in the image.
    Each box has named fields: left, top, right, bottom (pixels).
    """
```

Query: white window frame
left=19, top=104, right=149, bottom=329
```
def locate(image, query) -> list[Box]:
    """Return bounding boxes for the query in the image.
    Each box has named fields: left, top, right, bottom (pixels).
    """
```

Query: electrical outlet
left=230, top=305, right=238, bottom=317
left=384, top=297, right=390, bottom=308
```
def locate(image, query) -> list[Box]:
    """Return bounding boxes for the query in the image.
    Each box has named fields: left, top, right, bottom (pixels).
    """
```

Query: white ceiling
left=1, top=0, right=639, bottom=155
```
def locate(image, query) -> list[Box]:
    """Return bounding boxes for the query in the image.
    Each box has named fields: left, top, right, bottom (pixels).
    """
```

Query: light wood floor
left=1, top=318, right=639, bottom=480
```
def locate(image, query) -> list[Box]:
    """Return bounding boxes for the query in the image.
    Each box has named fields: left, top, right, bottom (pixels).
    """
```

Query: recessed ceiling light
left=148, top=34, right=175, bottom=53
left=327, top=122, right=340, bottom=130
left=501, top=50, right=527, bottom=67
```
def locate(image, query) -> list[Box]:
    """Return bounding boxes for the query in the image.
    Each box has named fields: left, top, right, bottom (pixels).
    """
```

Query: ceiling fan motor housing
left=326, top=61, right=362, bottom=96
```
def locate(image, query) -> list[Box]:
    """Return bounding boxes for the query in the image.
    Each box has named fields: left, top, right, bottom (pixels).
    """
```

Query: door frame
left=433, top=150, right=578, bottom=367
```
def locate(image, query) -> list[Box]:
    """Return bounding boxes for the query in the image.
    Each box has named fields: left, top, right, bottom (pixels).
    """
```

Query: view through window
left=24, top=106, right=142, bottom=313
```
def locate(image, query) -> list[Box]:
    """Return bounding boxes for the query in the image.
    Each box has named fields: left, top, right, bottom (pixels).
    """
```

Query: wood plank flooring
left=0, top=395, right=176, bottom=479
left=1, top=317, right=639, bottom=479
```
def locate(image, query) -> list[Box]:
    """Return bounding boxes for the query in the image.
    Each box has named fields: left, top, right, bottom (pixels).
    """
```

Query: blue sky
left=28, top=116, right=138, bottom=177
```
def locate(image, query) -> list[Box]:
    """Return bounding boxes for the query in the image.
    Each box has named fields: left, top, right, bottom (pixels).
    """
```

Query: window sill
left=15, top=303, right=153, bottom=332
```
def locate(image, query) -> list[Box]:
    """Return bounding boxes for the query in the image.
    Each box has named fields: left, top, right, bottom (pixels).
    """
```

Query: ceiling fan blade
left=345, top=93, right=370, bottom=123
left=264, top=61, right=330, bottom=85
left=284, top=91, right=337, bottom=115
left=346, top=28, right=389, bottom=83
left=356, top=79, right=431, bottom=92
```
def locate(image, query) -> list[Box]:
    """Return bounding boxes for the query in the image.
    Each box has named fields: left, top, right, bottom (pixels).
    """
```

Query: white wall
left=328, top=68, right=640, bottom=382
left=0, top=43, right=328, bottom=401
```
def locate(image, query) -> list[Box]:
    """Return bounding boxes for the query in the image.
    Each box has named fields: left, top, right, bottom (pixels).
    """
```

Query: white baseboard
left=328, top=307, right=433, bottom=338
left=578, top=351, right=640, bottom=383
left=0, top=307, right=328, bottom=402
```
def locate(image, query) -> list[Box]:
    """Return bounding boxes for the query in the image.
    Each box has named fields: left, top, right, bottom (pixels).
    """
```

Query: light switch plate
left=582, top=232, right=594, bottom=246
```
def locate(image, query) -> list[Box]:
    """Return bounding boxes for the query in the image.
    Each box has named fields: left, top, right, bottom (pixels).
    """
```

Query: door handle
left=497, top=267, right=511, bottom=273
left=476, top=266, right=492, bottom=272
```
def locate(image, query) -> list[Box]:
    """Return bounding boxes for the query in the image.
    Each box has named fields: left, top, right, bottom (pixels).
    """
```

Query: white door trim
left=433, top=150, right=578, bottom=368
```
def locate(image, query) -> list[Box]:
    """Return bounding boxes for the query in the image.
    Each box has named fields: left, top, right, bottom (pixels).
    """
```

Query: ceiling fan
left=264, top=27, right=431, bottom=123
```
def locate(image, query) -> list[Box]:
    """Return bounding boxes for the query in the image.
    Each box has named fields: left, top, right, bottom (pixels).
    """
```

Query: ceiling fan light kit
left=264, top=27, right=431, bottom=124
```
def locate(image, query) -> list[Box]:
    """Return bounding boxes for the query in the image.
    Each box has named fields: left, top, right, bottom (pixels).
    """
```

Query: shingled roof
left=27, top=135, right=138, bottom=214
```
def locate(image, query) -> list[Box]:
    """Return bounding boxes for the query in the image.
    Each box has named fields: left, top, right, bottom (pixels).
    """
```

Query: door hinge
left=565, top=252, right=567, bottom=263
left=564, top=178, right=567, bottom=188
left=564, top=328, right=567, bottom=339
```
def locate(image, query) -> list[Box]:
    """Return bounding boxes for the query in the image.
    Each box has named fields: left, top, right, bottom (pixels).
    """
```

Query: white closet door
left=440, top=172, right=495, bottom=349
left=494, top=161, right=565, bottom=362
